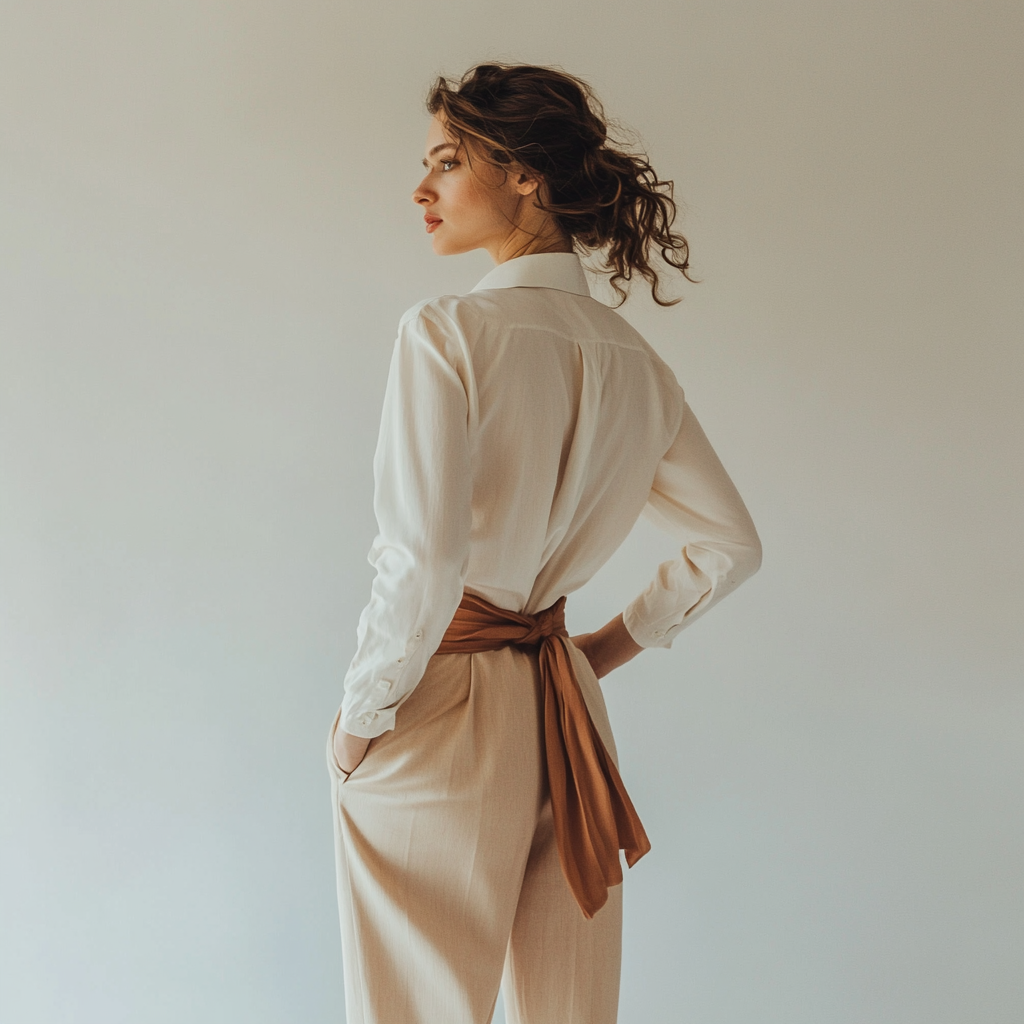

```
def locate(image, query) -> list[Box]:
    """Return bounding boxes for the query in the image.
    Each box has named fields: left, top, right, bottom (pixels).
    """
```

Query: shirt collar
left=471, top=252, right=591, bottom=297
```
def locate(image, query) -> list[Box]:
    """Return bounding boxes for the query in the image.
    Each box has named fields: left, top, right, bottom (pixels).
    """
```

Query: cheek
left=449, top=176, right=502, bottom=227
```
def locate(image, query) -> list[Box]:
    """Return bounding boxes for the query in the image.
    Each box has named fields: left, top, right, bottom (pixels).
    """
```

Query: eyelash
left=440, top=160, right=457, bottom=172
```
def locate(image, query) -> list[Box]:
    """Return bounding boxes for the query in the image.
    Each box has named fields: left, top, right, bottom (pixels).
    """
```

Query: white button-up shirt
left=340, top=252, right=761, bottom=738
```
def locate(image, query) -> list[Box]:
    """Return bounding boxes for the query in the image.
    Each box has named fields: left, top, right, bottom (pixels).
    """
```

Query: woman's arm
left=337, top=304, right=473, bottom=751
left=618, top=398, right=761, bottom=655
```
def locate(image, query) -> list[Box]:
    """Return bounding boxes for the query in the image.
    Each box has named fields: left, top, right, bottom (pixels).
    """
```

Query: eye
left=440, top=160, right=457, bottom=172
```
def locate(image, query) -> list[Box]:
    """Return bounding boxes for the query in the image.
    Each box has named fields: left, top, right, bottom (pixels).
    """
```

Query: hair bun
left=427, top=62, right=695, bottom=306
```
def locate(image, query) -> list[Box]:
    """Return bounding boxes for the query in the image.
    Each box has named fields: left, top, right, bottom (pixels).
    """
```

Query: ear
left=513, top=171, right=541, bottom=197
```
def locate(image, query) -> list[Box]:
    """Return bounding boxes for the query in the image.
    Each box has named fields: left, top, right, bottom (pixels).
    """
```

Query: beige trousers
left=327, top=641, right=623, bottom=1024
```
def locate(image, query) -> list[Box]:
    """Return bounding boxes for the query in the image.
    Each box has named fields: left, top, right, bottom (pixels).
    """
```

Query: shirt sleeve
left=339, top=306, right=473, bottom=738
left=623, top=399, right=762, bottom=649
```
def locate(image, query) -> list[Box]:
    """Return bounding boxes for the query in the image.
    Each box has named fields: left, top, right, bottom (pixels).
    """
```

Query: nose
left=412, top=176, right=433, bottom=206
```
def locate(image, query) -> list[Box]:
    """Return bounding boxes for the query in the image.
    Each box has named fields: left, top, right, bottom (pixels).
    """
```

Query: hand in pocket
left=334, top=728, right=372, bottom=776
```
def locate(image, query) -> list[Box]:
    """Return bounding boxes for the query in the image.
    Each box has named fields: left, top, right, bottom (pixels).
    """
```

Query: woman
left=327, top=63, right=761, bottom=1024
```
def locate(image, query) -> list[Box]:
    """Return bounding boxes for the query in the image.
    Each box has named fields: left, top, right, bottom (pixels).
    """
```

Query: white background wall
left=1, top=2, right=1021, bottom=1022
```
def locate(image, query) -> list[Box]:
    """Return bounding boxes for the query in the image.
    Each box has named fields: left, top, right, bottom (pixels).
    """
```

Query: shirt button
left=397, top=657, right=404, bottom=664
left=414, top=630, right=423, bottom=639
left=653, top=630, right=664, bottom=637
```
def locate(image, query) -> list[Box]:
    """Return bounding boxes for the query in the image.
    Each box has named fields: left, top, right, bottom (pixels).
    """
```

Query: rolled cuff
left=338, top=705, right=398, bottom=739
left=622, top=600, right=685, bottom=649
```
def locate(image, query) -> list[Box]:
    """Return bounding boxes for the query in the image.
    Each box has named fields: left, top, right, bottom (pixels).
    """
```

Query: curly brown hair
left=426, top=62, right=695, bottom=306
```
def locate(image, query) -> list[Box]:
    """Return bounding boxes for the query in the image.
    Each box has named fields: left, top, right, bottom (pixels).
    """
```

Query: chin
left=431, top=230, right=475, bottom=257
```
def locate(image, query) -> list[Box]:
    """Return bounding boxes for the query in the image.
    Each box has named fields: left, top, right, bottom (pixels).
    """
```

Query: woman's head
left=413, top=112, right=568, bottom=266
left=413, top=63, right=694, bottom=305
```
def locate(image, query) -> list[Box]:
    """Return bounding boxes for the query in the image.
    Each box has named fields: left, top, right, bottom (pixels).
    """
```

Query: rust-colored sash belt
left=435, top=591, right=651, bottom=919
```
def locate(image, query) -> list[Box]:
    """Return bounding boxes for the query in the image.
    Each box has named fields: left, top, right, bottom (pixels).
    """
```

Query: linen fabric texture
left=339, top=252, right=763, bottom=740
left=328, top=637, right=625, bottom=1024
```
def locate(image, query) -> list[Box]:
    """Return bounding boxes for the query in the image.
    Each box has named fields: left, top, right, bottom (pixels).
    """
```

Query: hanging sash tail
left=435, top=591, right=651, bottom=919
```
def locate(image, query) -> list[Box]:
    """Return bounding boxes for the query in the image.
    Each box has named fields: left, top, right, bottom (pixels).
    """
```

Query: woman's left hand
left=333, top=728, right=372, bottom=776
left=570, top=613, right=644, bottom=679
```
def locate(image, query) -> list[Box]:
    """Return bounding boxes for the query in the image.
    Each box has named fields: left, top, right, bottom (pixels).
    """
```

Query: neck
left=489, top=225, right=573, bottom=265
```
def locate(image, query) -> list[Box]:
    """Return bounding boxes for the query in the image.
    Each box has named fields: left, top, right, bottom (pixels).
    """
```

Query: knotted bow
left=436, top=591, right=651, bottom=918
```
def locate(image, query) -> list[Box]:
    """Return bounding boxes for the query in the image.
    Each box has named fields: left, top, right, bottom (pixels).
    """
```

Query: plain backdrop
left=1, top=2, right=1022, bottom=1022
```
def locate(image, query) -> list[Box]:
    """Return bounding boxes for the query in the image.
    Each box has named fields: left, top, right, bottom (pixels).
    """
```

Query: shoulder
left=395, top=295, right=463, bottom=355
left=398, top=291, right=503, bottom=337
left=588, top=303, right=687, bottom=435
left=580, top=300, right=687, bottom=399
left=638, top=331, right=686, bottom=403
left=395, top=291, right=506, bottom=363
left=390, top=294, right=501, bottom=388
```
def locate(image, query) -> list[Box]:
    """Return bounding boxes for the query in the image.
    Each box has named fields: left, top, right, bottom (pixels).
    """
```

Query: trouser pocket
left=325, top=706, right=353, bottom=782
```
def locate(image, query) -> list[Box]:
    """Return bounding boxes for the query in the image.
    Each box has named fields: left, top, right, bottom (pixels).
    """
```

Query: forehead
left=424, top=114, right=457, bottom=154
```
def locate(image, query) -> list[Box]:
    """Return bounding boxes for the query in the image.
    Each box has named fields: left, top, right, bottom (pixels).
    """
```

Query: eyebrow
left=422, top=142, right=458, bottom=167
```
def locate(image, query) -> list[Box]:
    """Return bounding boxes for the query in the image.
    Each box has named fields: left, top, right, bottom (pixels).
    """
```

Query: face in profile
left=412, top=115, right=541, bottom=258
